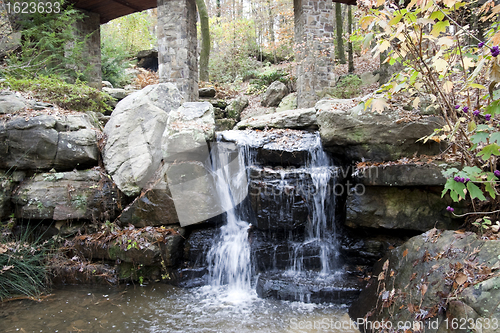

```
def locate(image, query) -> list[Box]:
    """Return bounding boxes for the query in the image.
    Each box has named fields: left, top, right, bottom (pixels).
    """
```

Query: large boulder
left=116, top=101, right=218, bottom=227
left=235, top=108, right=317, bottom=130
left=103, top=83, right=183, bottom=196
left=316, top=99, right=444, bottom=161
left=0, top=114, right=99, bottom=171
left=11, top=169, right=121, bottom=221
left=261, top=81, right=288, bottom=107
left=350, top=230, right=500, bottom=333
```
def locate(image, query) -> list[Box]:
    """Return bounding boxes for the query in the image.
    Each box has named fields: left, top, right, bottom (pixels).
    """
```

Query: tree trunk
left=267, top=0, right=276, bottom=63
left=347, top=5, right=354, bottom=73
left=335, top=2, right=346, bottom=64
left=196, top=0, right=210, bottom=82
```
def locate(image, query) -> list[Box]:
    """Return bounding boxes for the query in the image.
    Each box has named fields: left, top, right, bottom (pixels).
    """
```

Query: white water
left=206, top=140, right=254, bottom=300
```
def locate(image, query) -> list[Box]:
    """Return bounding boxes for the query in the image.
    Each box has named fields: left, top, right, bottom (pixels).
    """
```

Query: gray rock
left=116, top=101, right=217, bottom=227
left=12, top=169, right=121, bottom=221
left=0, top=91, right=28, bottom=114
left=137, top=48, right=158, bottom=59
left=261, top=81, right=288, bottom=107
left=198, top=87, right=216, bottom=98
left=316, top=98, right=445, bottom=161
left=236, top=108, right=317, bottom=130
left=276, top=92, right=297, bottom=112
left=0, top=114, right=99, bottom=171
left=215, top=118, right=236, bottom=131
left=346, top=186, right=462, bottom=231
left=0, top=171, right=13, bottom=219
left=102, top=81, right=113, bottom=89
left=103, top=83, right=183, bottom=196
left=102, top=87, right=132, bottom=101
left=354, top=163, right=448, bottom=186
left=350, top=230, right=500, bottom=333
left=226, top=95, right=249, bottom=120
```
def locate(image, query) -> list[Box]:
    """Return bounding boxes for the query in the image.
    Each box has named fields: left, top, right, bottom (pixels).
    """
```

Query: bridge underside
left=72, top=0, right=354, bottom=106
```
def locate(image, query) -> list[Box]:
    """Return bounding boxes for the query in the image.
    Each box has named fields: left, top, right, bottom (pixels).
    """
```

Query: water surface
left=0, top=284, right=360, bottom=333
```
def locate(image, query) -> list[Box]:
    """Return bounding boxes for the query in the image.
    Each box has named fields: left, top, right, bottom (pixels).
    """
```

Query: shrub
left=1, top=76, right=113, bottom=113
left=328, top=75, right=362, bottom=99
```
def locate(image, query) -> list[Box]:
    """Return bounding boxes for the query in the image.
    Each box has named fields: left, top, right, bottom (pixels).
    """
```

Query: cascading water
left=206, top=138, right=254, bottom=297
left=205, top=130, right=361, bottom=304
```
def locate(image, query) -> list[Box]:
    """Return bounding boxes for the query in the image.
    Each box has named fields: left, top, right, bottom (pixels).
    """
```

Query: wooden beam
left=110, top=0, right=144, bottom=12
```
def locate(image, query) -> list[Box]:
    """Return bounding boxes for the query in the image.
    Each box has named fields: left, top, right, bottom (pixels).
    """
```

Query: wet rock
left=256, top=271, right=364, bottom=303
left=49, top=258, right=118, bottom=285
left=235, top=108, right=317, bottom=130
left=346, top=186, right=462, bottom=232
left=249, top=166, right=331, bottom=232
left=350, top=230, right=500, bottom=333
left=12, top=169, right=121, bottom=221
left=103, top=83, right=183, bottom=196
left=226, top=95, right=249, bottom=121
left=183, top=227, right=218, bottom=266
left=261, top=81, right=288, bottom=107
left=0, top=114, right=99, bottom=171
left=199, top=87, right=216, bottom=98
left=316, top=98, right=444, bottom=161
left=219, top=129, right=321, bottom=166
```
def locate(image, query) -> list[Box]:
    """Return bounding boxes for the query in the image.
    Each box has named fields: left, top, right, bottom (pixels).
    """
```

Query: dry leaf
left=421, top=283, right=428, bottom=296
left=489, top=58, right=500, bottom=82
left=443, top=80, right=454, bottom=93
left=403, top=249, right=409, bottom=258
left=372, top=98, right=389, bottom=114
left=378, top=271, right=386, bottom=281
left=383, top=259, right=390, bottom=271
left=455, top=272, right=467, bottom=286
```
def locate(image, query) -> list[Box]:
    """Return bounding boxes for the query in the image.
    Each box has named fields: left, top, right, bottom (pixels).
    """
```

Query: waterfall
left=206, top=138, right=254, bottom=295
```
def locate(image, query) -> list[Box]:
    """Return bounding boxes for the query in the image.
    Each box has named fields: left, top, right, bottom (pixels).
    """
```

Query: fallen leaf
left=421, top=283, right=428, bottom=297
left=403, top=249, right=409, bottom=258
left=383, top=259, right=390, bottom=271
left=455, top=272, right=467, bottom=286
left=378, top=271, right=385, bottom=281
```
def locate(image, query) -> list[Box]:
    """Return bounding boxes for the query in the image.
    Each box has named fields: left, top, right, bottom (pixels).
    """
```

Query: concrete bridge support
left=294, top=0, right=337, bottom=108
left=157, top=0, right=198, bottom=102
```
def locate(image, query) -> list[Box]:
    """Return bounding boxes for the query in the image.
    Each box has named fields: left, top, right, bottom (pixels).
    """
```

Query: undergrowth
left=0, top=221, right=51, bottom=301
left=0, top=76, right=113, bottom=113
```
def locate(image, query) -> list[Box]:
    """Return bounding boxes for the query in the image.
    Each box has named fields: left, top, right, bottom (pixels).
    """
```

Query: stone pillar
left=157, top=0, right=198, bottom=102
left=294, top=0, right=336, bottom=108
left=73, top=10, right=102, bottom=90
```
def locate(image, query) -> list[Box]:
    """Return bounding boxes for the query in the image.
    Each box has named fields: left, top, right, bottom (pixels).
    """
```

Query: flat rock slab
left=12, top=169, right=121, bottom=221
left=235, top=108, right=317, bottom=130
left=354, top=163, right=448, bottom=186
left=316, top=98, right=444, bottom=161
left=73, top=226, right=185, bottom=267
left=219, top=129, right=321, bottom=166
left=346, top=186, right=462, bottom=231
left=256, top=271, right=364, bottom=304
left=0, top=114, right=99, bottom=171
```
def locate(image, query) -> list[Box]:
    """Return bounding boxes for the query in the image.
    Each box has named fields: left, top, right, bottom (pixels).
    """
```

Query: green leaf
left=490, top=132, right=500, bottom=144
left=471, top=131, right=490, bottom=145
left=389, top=14, right=403, bottom=26
left=431, top=20, right=450, bottom=37
left=485, top=181, right=497, bottom=199
left=478, top=143, right=500, bottom=161
left=486, top=100, right=500, bottom=116
left=430, top=10, right=445, bottom=21
left=442, top=178, right=466, bottom=202
left=466, top=182, right=486, bottom=201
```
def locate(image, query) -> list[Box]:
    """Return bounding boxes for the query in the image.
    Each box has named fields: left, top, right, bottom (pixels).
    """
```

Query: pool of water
left=0, top=284, right=361, bottom=333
